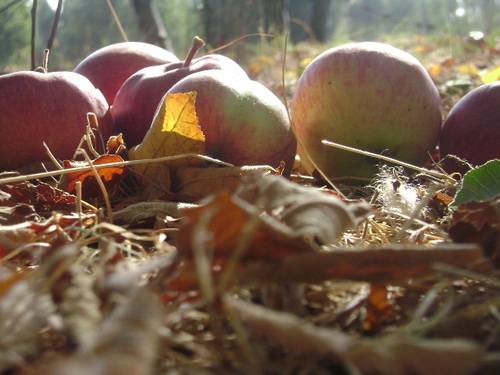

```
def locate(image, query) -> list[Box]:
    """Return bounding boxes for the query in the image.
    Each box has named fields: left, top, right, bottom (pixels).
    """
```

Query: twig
left=30, top=0, right=37, bottom=70
left=46, top=0, right=63, bottom=51
left=322, top=140, right=456, bottom=183
left=79, top=149, right=113, bottom=223
left=0, top=154, right=233, bottom=185
left=105, top=0, right=128, bottom=42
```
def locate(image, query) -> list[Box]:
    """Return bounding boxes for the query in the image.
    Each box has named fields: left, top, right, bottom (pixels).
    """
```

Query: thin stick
left=30, top=0, right=37, bottom=70
left=46, top=0, right=63, bottom=51
left=0, top=154, right=233, bottom=185
left=105, top=0, right=128, bottom=42
left=322, top=140, right=455, bottom=182
left=79, top=149, right=114, bottom=223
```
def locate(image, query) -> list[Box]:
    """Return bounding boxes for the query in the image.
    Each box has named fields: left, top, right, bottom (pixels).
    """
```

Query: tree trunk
left=310, top=0, right=332, bottom=42
left=131, top=0, right=175, bottom=52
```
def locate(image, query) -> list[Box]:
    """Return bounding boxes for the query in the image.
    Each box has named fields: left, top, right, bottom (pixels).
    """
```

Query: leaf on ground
left=106, top=133, right=127, bottom=155
left=481, top=65, right=500, bottom=84
left=452, top=159, right=500, bottom=207
left=235, top=173, right=372, bottom=247
left=175, top=165, right=278, bottom=199
left=59, top=154, right=126, bottom=200
left=449, top=198, right=500, bottom=265
left=113, top=201, right=198, bottom=224
left=225, top=298, right=483, bottom=375
left=128, top=92, right=206, bottom=185
left=0, top=222, right=38, bottom=253
left=18, top=288, right=162, bottom=375
left=177, top=192, right=312, bottom=261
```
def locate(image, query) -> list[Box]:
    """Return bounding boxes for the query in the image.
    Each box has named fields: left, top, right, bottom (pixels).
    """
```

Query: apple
left=74, top=42, right=179, bottom=105
left=0, top=70, right=114, bottom=171
left=439, top=81, right=500, bottom=175
left=291, top=42, right=442, bottom=182
left=161, top=70, right=297, bottom=176
left=112, top=37, right=249, bottom=147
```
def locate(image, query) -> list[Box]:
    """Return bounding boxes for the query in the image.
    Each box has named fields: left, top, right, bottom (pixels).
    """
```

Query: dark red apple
left=74, top=42, right=179, bottom=105
left=158, top=70, right=297, bottom=176
left=439, top=81, right=500, bottom=175
left=291, top=42, right=442, bottom=182
left=0, top=70, right=114, bottom=171
left=112, top=37, right=249, bottom=147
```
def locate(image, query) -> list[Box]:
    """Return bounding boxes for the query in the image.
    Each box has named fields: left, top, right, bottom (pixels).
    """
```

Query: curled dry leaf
left=235, top=173, right=372, bottom=246
left=128, top=92, right=206, bottom=189
left=18, top=288, right=162, bottom=375
left=113, top=201, right=198, bottom=224
left=173, top=174, right=371, bottom=291
left=59, top=154, right=126, bottom=200
left=175, top=164, right=278, bottom=199
left=449, top=197, right=500, bottom=265
left=225, top=297, right=483, bottom=375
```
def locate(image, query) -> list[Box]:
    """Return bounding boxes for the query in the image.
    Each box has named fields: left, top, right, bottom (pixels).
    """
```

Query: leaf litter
left=0, top=37, right=499, bottom=375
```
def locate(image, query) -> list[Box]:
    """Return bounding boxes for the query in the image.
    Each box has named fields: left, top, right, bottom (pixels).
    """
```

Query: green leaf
left=452, top=159, right=500, bottom=207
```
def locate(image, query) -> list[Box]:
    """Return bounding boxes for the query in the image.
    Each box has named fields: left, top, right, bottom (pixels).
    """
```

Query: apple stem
left=182, top=36, right=205, bottom=68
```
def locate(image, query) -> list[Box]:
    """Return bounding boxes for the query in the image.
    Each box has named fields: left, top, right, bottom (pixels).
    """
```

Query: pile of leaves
left=0, top=36, right=500, bottom=375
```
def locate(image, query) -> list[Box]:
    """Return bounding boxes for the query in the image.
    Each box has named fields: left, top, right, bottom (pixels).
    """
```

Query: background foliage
left=0, top=0, right=499, bottom=72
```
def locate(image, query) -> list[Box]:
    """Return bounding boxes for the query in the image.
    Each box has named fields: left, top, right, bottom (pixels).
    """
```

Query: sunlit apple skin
left=0, top=71, right=114, bottom=171
left=112, top=54, right=248, bottom=147
left=291, top=42, right=442, bottom=182
left=439, top=81, right=500, bottom=175
left=74, top=42, right=179, bottom=105
left=166, top=70, right=297, bottom=176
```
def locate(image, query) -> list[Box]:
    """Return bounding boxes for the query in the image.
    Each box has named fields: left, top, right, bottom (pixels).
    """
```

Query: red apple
left=439, top=81, right=500, bottom=175
left=112, top=37, right=248, bottom=147
left=158, top=70, right=297, bottom=175
left=291, top=42, right=442, bottom=182
left=0, top=70, right=114, bottom=171
left=74, top=42, right=179, bottom=105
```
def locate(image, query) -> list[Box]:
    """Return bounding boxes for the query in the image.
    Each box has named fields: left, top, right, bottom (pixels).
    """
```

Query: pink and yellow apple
left=291, top=42, right=442, bottom=182
left=439, top=81, right=500, bottom=174
left=74, top=42, right=179, bottom=105
left=164, top=70, right=297, bottom=176
left=0, top=70, right=114, bottom=171
left=112, top=37, right=248, bottom=147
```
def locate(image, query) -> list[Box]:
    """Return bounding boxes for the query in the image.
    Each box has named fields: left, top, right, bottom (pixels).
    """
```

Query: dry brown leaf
left=235, top=173, right=372, bottom=246
left=175, top=165, right=278, bottom=199
left=225, top=297, right=483, bottom=375
left=177, top=193, right=312, bottom=261
left=0, top=222, right=37, bottom=253
left=59, top=154, right=126, bottom=200
left=113, top=201, right=198, bottom=224
left=449, top=197, right=500, bottom=265
left=128, top=92, right=206, bottom=186
left=18, top=288, right=162, bottom=375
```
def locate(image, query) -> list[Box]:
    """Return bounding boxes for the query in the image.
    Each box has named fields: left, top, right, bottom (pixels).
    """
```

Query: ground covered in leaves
left=1, top=35, right=500, bottom=375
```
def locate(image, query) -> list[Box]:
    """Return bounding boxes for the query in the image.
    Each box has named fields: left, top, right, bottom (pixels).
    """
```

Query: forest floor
left=0, top=34, right=500, bottom=375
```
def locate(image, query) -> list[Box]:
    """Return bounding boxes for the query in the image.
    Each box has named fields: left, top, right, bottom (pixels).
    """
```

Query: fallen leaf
left=449, top=198, right=500, bottom=265
left=175, top=165, right=278, bottom=199
left=452, top=159, right=500, bottom=207
left=481, top=65, right=500, bottom=84
left=128, top=92, right=206, bottom=186
left=59, top=154, right=126, bottom=200
left=235, top=173, right=372, bottom=247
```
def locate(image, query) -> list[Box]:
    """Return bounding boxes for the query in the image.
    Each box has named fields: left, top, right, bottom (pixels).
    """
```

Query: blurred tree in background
left=0, top=0, right=499, bottom=73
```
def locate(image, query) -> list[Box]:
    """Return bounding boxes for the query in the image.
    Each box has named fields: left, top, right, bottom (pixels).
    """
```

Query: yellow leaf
left=458, top=63, right=479, bottom=76
left=481, top=65, right=500, bottom=84
left=128, top=92, right=206, bottom=183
